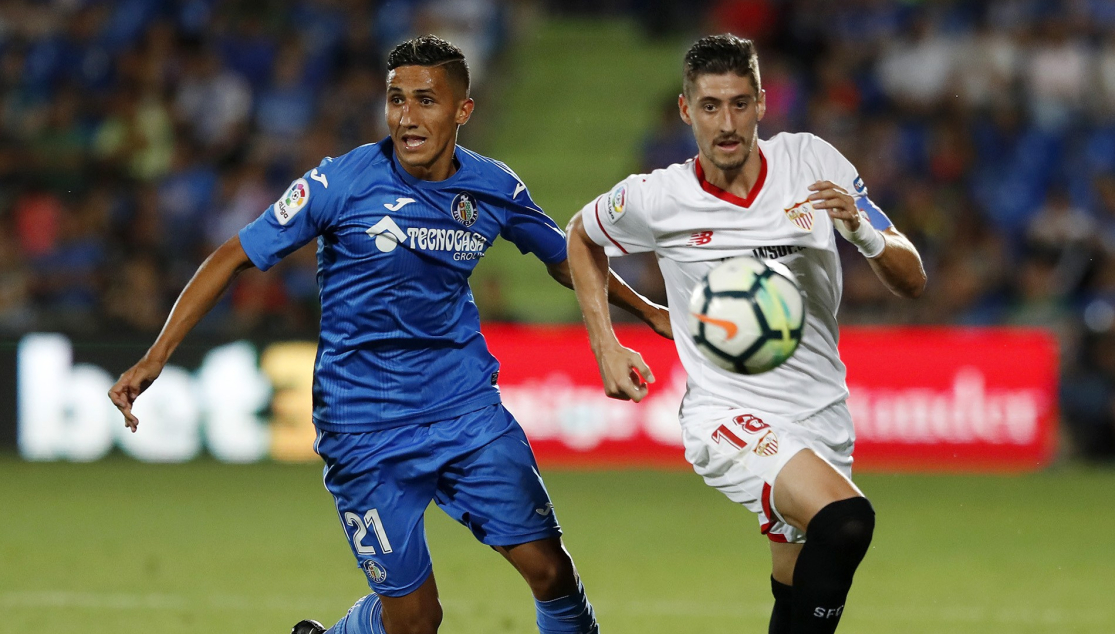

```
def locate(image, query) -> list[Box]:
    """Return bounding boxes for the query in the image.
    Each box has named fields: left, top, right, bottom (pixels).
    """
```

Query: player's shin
left=789, top=497, right=875, bottom=634
left=534, top=578, right=600, bottom=634
left=768, top=576, right=792, bottom=634
left=323, top=594, right=387, bottom=634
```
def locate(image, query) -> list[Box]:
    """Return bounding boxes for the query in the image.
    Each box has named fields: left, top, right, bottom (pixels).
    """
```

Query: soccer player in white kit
left=566, top=35, right=926, bottom=634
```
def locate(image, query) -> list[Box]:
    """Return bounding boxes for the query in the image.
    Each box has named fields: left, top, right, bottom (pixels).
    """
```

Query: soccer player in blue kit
left=108, top=36, right=670, bottom=634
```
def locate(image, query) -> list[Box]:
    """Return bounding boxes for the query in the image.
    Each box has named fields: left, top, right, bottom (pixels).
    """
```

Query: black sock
left=790, top=497, right=875, bottom=634
left=768, top=576, right=793, bottom=634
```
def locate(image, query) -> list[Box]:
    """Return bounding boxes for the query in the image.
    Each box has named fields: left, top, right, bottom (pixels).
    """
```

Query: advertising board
left=2, top=326, right=1058, bottom=472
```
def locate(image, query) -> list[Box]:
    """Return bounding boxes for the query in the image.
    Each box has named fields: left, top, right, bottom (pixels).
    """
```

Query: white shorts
left=681, top=401, right=855, bottom=544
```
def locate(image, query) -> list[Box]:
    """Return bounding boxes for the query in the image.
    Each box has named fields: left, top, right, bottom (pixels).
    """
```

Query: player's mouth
left=715, top=138, right=743, bottom=152
left=401, top=134, right=427, bottom=150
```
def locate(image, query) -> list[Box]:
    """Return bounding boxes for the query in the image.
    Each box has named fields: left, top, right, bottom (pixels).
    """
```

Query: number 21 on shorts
left=345, top=509, right=393, bottom=554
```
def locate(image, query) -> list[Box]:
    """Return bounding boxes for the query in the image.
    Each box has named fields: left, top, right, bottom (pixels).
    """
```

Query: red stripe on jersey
left=694, top=148, right=768, bottom=208
left=593, top=197, right=629, bottom=255
left=767, top=532, right=790, bottom=543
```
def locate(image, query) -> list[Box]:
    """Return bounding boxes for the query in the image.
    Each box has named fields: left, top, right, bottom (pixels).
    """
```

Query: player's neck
left=697, top=149, right=763, bottom=200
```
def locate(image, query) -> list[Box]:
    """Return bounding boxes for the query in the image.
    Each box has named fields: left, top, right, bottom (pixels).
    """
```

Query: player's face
left=679, top=73, right=766, bottom=172
left=386, top=65, right=474, bottom=178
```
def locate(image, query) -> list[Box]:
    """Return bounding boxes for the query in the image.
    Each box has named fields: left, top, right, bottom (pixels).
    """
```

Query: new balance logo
left=687, top=231, right=714, bottom=246
left=384, top=197, right=416, bottom=211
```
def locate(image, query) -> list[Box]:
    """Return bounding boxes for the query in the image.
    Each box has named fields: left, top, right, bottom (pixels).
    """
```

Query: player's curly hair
left=387, top=35, right=471, bottom=97
left=683, top=34, right=760, bottom=96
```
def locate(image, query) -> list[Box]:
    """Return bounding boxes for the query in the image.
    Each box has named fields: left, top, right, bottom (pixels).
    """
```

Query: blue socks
left=323, top=585, right=598, bottom=634
left=534, top=580, right=600, bottom=634
left=324, top=594, right=386, bottom=634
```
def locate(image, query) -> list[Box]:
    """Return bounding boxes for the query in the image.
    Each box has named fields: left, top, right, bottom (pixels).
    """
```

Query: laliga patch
left=273, top=178, right=310, bottom=226
left=782, top=199, right=815, bottom=232
left=363, top=560, right=388, bottom=584
left=853, top=175, right=867, bottom=194
left=451, top=192, right=479, bottom=227
left=606, top=185, right=627, bottom=222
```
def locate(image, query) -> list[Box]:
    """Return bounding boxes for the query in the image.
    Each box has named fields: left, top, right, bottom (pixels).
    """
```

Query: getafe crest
left=363, top=560, right=388, bottom=583
left=451, top=192, right=479, bottom=227
left=783, top=199, right=815, bottom=232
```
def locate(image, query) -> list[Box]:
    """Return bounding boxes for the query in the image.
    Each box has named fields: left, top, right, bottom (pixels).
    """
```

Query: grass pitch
left=2, top=457, right=1113, bottom=633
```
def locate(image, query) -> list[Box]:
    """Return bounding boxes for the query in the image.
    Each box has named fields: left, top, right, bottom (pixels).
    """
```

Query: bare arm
left=862, top=228, right=926, bottom=298
left=546, top=240, right=672, bottom=339
left=108, top=235, right=256, bottom=431
left=809, top=180, right=927, bottom=298
left=566, top=213, right=657, bottom=402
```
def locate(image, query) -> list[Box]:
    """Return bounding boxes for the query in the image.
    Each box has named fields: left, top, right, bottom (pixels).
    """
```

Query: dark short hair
left=683, top=34, right=760, bottom=96
left=386, top=35, right=470, bottom=97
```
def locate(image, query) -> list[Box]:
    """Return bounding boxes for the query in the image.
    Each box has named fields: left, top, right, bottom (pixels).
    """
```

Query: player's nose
left=716, top=108, right=734, bottom=132
left=398, top=103, right=415, bottom=126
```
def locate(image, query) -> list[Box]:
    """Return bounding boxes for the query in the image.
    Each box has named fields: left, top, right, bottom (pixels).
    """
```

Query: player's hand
left=108, top=357, right=164, bottom=432
left=643, top=304, right=673, bottom=340
left=596, top=341, right=656, bottom=402
left=809, top=180, right=860, bottom=231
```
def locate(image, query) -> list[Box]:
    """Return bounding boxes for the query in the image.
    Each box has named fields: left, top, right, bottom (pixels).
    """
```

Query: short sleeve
left=580, top=176, right=656, bottom=256
left=499, top=185, right=568, bottom=265
left=239, top=158, right=341, bottom=271
left=808, top=136, right=894, bottom=232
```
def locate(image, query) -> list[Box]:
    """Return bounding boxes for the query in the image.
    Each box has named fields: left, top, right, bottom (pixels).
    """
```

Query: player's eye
left=420, top=98, right=434, bottom=106
left=736, top=100, right=748, bottom=109
left=389, top=95, right=404, bottom=105
left=703, top=103, right=717, bottom=112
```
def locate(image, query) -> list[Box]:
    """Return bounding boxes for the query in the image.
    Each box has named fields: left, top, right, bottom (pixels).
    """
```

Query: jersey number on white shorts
left=345, top=509, right=393, bottom=554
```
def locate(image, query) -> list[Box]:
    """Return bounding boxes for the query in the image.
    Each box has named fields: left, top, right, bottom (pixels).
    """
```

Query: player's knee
left=523, top=553, right=578, bottom=600
left=805, top=496, right=875, bottom=561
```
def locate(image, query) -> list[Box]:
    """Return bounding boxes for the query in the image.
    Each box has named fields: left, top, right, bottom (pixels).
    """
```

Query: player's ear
left=456, top=98, right=475, bottom=126
left=756, top=88, right=767, bottom=122
left=678, top=93, right=692, bottom=126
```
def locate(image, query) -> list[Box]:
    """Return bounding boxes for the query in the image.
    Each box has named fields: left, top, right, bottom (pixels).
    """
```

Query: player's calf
left=496, top=538, right=599, bottom=634
left=767, top=576, right=793, bottom=634
left=315, top=586, right=443, bottom=634
left=790, top=496, right=875, bottom=634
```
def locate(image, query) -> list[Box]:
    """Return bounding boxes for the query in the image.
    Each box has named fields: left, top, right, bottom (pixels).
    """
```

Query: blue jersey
left=238, top=139, right=567, bottom=432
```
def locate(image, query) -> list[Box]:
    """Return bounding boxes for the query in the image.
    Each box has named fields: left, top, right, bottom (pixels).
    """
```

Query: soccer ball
left=687, top=256, right=806, bottom=375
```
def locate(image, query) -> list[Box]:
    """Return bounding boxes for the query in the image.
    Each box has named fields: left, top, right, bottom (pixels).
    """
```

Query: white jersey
left=583, top=132, right=873, bottom=427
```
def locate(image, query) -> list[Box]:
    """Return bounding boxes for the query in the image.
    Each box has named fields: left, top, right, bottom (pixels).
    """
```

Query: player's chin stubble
left=709, top=150, right=748, bottom=172
left=707, top=136, right=752, bottom=172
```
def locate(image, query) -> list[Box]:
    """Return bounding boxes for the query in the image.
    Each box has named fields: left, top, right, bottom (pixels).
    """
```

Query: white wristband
left=835, top=216, right=886, bottom=259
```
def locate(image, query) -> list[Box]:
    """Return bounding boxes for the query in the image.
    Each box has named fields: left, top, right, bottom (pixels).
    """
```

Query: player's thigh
left=771, top=448, right=861, bottom=533
left=317, top=429, right=440, bottom=598
left=770, top=541, right=803, bottom=586
left=433, top=405, right=562, bottom=548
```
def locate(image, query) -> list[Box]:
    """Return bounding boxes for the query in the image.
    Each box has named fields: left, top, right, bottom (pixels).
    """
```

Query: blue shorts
left=315, top=404, right=562, bottom=597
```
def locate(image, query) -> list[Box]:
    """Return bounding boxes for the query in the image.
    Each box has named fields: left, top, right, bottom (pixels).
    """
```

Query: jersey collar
left=693, top=146, right=767, bottom=208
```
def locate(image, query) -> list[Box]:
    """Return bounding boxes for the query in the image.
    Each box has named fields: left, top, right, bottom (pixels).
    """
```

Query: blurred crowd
left=631, top=0, right=1115, bottom=458
left=0, top=0, right=507, bottom=336
left=3, top=0, right=1115, bottom=457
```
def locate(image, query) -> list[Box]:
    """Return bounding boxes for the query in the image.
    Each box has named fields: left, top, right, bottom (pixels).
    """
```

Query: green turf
left=2, top=456, right=1113, bottom=633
